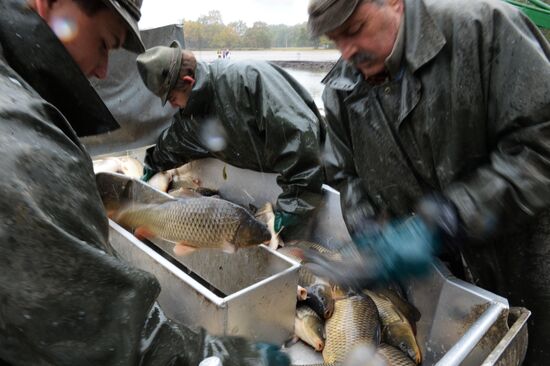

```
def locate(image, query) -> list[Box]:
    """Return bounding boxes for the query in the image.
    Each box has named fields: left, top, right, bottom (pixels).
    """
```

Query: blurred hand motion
left=254, top=343, right=291, bottom=366
left=305, top=193, right=461, bottom=290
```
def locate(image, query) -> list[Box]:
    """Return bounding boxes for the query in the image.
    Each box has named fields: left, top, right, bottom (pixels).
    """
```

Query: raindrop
left=23, top=314, right=31, bottom=320
left=51, top=17, right=77, bottom=42
left=200, top=118, right=227, bottom=152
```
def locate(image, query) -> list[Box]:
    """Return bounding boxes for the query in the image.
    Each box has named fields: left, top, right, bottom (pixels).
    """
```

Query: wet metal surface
left=97, top=172, right=299, bottom=344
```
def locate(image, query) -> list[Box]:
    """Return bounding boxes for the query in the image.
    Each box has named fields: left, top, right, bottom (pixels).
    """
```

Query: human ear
left=182, top=75, right=196, bottom=88
left=33, top=0, right=53, bottom=20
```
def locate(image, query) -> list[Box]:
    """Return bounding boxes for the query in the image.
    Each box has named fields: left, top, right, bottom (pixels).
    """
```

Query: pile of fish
left=280, top=241, right=422, bottom=366
left=95, top=158, right=422, bottom=365
left=93, top=155, right=144, bottom=179
left=147, top=165, right=219, bottom=198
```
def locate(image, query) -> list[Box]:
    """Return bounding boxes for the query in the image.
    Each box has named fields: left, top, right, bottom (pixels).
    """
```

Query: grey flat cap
left=103, top=0, right=145, bottom=53
left=136, top=41, right=182, bottom=106
left=307, top=0, right=361, bottom=37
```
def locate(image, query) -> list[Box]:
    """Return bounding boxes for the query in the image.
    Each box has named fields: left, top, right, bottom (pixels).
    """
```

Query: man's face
left=37, top=0, right=127, bottom=79
left=168, top=88, right=190, bottom=109
left=327, top=0, right=403, bottom=78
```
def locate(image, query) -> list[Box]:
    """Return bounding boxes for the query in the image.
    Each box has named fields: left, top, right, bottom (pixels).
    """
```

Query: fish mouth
left=314, top=339, right=324, bottom=351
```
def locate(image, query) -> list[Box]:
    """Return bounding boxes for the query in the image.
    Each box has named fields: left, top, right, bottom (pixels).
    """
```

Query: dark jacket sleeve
left=322, top=86, right=378, bottom=233
left=146, top=62, right=325, bottom=219
left=0, top=77, right=269, bottom=366
left=444, top=9, right=550, bottom=239
left=236, top=63, right=324, bottom=217
left=144, top=111, right=212, bottom=172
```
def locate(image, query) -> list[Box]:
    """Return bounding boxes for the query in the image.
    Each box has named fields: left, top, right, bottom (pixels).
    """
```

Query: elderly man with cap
left=136, top=43, right=325, bottom=238
left=305, top=0, right=550, bottom=364
left=0, top=1, right=290, bottom=365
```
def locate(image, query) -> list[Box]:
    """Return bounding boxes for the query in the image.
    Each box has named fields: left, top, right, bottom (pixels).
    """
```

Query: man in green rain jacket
left=137, top=44, right=325, bottom=235
left=305, top=0, right=550, bottom=364
left=0, top=0, right=289, bottom=365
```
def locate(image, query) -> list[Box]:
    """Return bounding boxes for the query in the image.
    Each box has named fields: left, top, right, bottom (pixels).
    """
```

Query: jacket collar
left=323, top=0, right=446, bottom=90
left=181, top=61, right=213, bottom=115
left=0, top=0, right=120, bottom=137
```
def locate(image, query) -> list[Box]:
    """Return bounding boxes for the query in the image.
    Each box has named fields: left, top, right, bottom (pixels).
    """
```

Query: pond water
left=194, top=50, right=338, bottom=112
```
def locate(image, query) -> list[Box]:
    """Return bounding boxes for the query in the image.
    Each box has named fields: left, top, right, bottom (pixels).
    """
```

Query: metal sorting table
left=96, top=158, right=530, bottom=366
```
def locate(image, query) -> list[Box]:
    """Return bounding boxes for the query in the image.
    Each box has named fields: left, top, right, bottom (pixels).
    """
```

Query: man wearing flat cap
left=306, top=0, right=550, bottom=364
left=0, top=1, right=289, bottom=365
left=136, top=44, right=325, bottom=239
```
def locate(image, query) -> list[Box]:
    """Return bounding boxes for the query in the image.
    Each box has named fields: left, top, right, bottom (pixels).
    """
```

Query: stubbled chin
left=360, top=64, right=385, bottom=79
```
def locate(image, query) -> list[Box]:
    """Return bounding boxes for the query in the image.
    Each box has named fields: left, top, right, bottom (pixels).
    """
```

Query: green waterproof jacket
left=0, top=1, right=278, bottom=365
left=145, top=60, right=325, bottom=220
left=322, top=0, right=550, bottom=363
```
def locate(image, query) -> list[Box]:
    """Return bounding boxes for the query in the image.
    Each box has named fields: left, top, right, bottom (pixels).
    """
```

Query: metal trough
left=96, top=157, right=530, bottom=365
left=96, top=172, right=300, bottom=345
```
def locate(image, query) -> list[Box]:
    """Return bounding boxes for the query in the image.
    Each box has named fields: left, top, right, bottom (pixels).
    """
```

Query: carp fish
left=113, top=197, right=271, bottom=254
left=295, top=304, right=326, bottom=352
left=93, top=156, right=143, bottom=179
left=323, top=289, right=381, bottom=364
left=364, top=290, right=422, bottom=364
left=278, top=245, right=335, bottom=319
left=376, top=343, right=416, bottom=366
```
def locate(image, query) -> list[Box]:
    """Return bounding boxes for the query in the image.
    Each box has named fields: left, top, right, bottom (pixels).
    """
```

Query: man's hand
left=140, top=166, right=156, bottom=182
left=273, top=210, right=300, bottom=233
left=254, top=343, right=290, bottom=366
left=304, top=193, right=461, bottom=290
left=305, top=216, right=439, bottom=290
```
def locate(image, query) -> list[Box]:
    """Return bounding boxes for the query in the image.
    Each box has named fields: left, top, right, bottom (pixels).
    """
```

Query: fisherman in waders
left=0, top=0, right=289, bottom=365
left=137, top=44, right=325, bottom=239
left=304, top=0, right=550, bottom=364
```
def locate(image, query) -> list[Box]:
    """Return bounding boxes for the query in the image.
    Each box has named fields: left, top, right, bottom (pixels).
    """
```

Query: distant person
left=137, top=42, right=325, bottom=237
left=217, top=49, right=222, bottom=59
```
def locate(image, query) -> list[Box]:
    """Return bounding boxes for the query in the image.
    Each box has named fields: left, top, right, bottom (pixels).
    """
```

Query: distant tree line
left=182, top=10, right=333, bottom=50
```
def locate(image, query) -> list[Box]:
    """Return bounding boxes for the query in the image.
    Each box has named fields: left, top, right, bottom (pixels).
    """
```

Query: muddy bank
left=270, top=60, right=336, bottom=73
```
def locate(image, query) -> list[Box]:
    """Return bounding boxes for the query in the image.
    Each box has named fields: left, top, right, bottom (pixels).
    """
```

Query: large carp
left=113, top=197, right=270, bottom=254
left=323, top=290, right=381, bottom=363
left=376, top=343, right=416, bottom=366
left=295, top=305, right=326, bottom=352
left=364, top=290, right=422, bottom=364
left=279, top=245, right=335, bottom=319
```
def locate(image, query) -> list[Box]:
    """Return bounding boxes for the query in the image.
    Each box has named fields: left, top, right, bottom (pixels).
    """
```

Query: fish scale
left=323, top=294, right=381, bottom=363
left=376, top=344, right=416, bottom=366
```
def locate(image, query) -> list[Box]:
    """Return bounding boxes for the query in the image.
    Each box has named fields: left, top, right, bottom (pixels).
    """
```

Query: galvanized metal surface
left=97, top=172, right=299, bottom=344
left=481, top=307, right=530, bottom=366
left=163, top=159, right=529, bottom=366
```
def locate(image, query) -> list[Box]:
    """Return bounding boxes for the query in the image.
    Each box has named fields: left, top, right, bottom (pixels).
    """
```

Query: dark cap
left=307, top=0, right=362, bottom=37
left=103, top=0, right=145, bottom=53
left=136, top=41, right=182, bottom=106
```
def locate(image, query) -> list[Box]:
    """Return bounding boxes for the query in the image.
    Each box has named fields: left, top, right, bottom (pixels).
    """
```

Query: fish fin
left=283, top=336, right=299, bottom=349
left=222, top=241, right=237, bottom=254
left=173, top=243, right=197, bottom=256
left=255, top=202, right=273, bottom=217
left=134, top=226, right=154, bottom=240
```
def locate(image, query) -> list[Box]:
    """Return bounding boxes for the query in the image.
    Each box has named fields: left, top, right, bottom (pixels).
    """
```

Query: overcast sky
left=139, top=0, right=311, bottom=29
